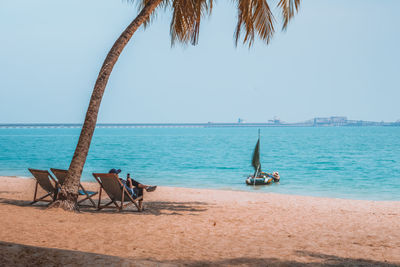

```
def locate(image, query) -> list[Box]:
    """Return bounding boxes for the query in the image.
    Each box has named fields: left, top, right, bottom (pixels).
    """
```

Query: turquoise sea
left=0, top=127, right=399, bottom=201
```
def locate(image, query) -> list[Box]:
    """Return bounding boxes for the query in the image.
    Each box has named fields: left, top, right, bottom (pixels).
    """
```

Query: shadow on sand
left=141, top=201, right=209, bottom=215
left=0, top=197, right=34, bottom=207
left=0, top=241, right=398, bottom=267
left=0, top=197, right=209, bottom=216
left=81, top=200, right=209, bottom=216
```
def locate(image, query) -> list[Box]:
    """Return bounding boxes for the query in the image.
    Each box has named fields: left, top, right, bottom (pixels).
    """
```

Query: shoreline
left=1, top=176, right=399, bottom=266
left=2, top=175, right=399, bottom=203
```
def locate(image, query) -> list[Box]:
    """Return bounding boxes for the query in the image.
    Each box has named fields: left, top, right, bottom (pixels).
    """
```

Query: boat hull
left=246, top=176, right=274, bottom=185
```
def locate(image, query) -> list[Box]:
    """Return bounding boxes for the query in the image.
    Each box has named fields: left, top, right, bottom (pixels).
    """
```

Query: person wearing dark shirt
left=109, top=169, right=156, bottom=198
left=126, top=172, right=157, bottom=197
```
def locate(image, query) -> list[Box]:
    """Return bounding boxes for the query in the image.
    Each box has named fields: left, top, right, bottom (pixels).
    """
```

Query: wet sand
left=0, top=176, right=399, bottom=266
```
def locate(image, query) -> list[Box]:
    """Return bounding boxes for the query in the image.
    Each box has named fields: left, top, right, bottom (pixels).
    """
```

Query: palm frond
left=234, top=0, right=275, bottom=47
left=170, top=0, right=213, bottom=46
left=126, top=0, right=299, bottom=47
left=277, top=0, right=300, bottom=30
left=131, top=0, right=171, bottom=28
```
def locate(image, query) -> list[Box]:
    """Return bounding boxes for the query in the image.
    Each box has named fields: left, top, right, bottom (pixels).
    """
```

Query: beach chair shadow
left=50, top=168, right=98, bottom=208
left=142, top=201, right=209, bottom=216
left=28, top=168, right=60, bottom=205
left=92, top=173, right=143, bottom=212
left=0, top=198, right=33, bottom=207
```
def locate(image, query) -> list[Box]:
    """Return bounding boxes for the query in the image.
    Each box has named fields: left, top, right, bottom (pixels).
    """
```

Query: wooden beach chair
left=92, top=173, right=143, bottom=212
left=50, top=168, right=98, bottom=208
left=28, top=168, right=60, bottom=205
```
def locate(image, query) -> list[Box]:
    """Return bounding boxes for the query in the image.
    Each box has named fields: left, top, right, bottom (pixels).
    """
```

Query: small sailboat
left=245, top=130, right=280, bottom=185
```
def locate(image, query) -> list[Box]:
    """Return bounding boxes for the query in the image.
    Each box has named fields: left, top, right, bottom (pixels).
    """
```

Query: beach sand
left=0, top=176, right=399, bottom=266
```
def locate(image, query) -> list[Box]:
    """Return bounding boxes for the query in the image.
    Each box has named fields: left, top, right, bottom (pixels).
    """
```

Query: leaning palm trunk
left=50, top=0, right=163, bottom=211
left=49, top=0, right=300, bottom=211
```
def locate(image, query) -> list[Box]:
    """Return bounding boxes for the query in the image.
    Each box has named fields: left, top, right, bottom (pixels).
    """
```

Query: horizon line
left=1, top=121, right=399, bottom=128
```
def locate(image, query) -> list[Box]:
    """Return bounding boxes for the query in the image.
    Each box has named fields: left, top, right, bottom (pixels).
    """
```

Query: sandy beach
left=0, top=176, right=399, bottom=266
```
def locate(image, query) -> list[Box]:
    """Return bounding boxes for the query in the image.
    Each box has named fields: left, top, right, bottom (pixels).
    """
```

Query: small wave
left=215, top=166, right=239, bottom=170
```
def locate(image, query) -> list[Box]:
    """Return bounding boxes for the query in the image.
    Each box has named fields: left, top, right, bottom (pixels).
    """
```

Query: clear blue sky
left=1, top=0, right=399, bottom=123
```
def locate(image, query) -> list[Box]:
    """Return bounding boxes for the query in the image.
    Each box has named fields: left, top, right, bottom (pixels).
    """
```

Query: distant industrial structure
left=313, top=116, right=347, bottom=126
left=268, top=116, right=282, bottom=125
left=237, top=118, right=246, bottom=124
left=310, top=116, right=399, bottom=127
left=1, top=117, right=399, bottom=128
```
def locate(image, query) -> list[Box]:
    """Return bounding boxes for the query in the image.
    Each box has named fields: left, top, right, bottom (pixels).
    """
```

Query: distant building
left=238, top=118, right=246, bottom=123
left=314, top=116, right=347, bottom=126
left=331, top=116, right=347, bottom=123
left=268, top=116, right=281, bottom=124
left=314, top=117, right=331, bottom=125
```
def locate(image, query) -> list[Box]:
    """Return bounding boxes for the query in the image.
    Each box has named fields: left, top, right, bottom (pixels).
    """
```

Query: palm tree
left=50, top=0, right=301, bottom=211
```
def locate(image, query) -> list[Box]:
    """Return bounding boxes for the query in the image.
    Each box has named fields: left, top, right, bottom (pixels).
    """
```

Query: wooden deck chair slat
left=92, top=173, right=143, bottom=212
left=28, top=168, right=59, bottom=205
left=50, top=168, right=98, bottom=208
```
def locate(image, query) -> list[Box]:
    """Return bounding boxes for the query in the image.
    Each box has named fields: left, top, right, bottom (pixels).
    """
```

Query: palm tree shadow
left=292, top=250, right=399, bottom=267
left=168, top=256, right=400, bottom=266
left=1, top=241, right=399, bottom=267
left=157, top=251, right=400, bottom=266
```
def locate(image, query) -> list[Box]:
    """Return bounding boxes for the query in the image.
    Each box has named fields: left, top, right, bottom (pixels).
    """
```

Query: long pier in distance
left=1, top=116, right=400, bottom=128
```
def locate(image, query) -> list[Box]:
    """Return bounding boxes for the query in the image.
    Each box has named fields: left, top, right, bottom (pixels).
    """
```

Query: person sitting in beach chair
left=108, top=169, right=156, bottom=198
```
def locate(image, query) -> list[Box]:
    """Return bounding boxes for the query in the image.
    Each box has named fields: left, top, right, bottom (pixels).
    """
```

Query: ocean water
left=0, top=127, right=399, bottom=201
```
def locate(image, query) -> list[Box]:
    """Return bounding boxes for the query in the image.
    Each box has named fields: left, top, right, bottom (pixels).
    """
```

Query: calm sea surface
left=0, top=127, right=399, bottom=201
